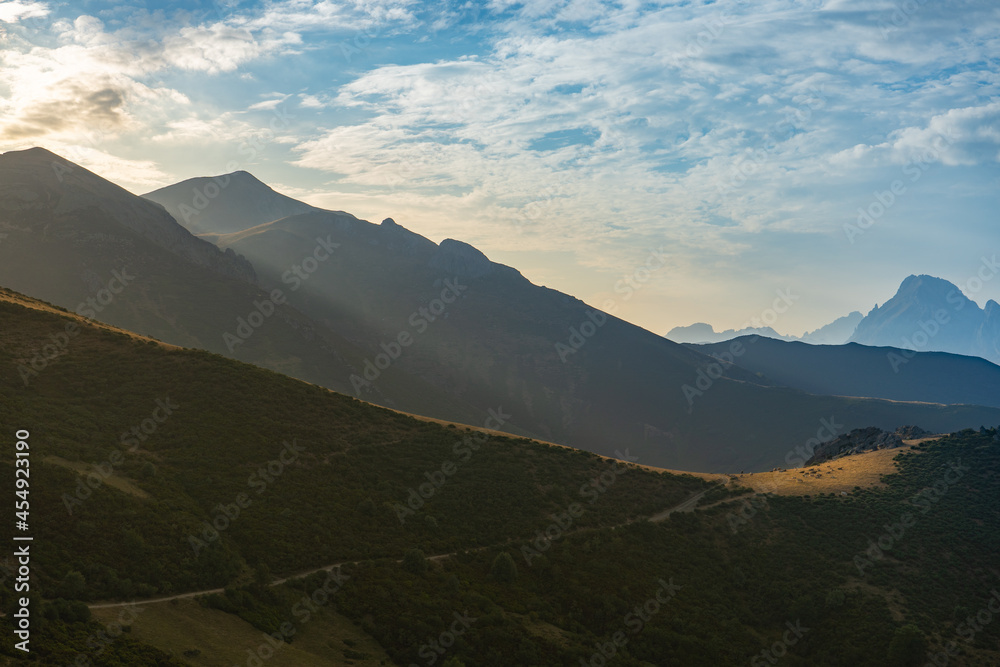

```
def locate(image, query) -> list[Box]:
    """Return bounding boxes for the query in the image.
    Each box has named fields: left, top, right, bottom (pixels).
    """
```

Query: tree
left=254, top=562, right=272, bottom=587
left=887, top=624, right=927, bottom=666
left=402, top=548, right=428, bottom=574
left=59, top=570, right=87, bottom=599
left=490, top=552, right=518, bottom=584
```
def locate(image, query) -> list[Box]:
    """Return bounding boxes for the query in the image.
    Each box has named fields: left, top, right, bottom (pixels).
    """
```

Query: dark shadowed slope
left=691, top=335, right=1000, bottom=408
left=0, top=148, right=485, bottom=426
left=138, top=170, right=1000, bottom=472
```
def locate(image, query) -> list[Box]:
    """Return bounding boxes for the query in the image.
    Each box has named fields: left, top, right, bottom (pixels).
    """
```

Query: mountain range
left=2, top=148, right=999, bottom=473
left=848, top=273, right=1000, bottom=365
left=666, top=310, right=864, bottom=345
left=670, top=274, right=1000, bottom=368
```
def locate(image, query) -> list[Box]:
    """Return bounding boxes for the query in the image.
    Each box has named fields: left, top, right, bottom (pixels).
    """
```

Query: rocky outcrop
left=428, top=238, right=522, bottom=280
left=804, top=426, right=906, bottom=466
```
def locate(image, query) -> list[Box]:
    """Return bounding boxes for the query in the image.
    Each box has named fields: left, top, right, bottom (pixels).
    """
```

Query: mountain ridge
left=849, top=273, right=1000, bottom=364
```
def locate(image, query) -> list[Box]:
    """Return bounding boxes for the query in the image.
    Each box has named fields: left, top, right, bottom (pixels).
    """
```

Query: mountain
left=143, top=171, right=321, bottom=234
left=667, top=311, right=863, bottom=346
left=849, top=274, right=1000, bottom=364
left=5, top=148, right=999, bottom=472
left=0, top=147, right=483, bottom=426
left=133, top=167, right=1000, bottom=472
left=690, top=335, right=1000, bottom=408
left=799, top=310, right=863, bottom=344
left=2, top=288, right=1000, bottom=666
left=665, top=322, right=794, bottom=344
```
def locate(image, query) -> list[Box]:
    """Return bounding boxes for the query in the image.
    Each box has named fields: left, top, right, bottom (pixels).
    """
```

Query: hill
left=690, top=335, right=1000, bottom=408
left=1, top=290, right=999, bottom=665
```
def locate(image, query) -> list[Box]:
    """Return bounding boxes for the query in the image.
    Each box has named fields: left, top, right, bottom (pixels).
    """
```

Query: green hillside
left=2, top=288, right=999, bottom=666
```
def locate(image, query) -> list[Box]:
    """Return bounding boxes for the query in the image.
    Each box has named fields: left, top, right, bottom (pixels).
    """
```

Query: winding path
left=88, top=486, right=738, bottom=610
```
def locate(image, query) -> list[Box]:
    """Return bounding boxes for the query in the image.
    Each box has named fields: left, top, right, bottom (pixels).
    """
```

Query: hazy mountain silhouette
left=144, top=171, right=321, bottom=234
left=849, top=274, right=1000, bottom=364
left=800, top=311, right=863, bottom=344
left=667, top=311, right=863, bottom=345
left=691, top=335, right=1000, bottom=408
left=136, top=167, right=1000, bottom=471
left=0, top=148, right=483, bottom=425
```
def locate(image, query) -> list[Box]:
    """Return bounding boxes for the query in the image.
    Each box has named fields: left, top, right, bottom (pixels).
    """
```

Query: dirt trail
left=90, top=443, right=924, bottom=610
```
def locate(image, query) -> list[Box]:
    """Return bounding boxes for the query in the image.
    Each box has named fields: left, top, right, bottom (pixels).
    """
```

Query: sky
left=0, top=0, right=998, bottom=337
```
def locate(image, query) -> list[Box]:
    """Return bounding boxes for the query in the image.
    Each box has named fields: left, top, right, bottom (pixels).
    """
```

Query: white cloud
left=0, top=1, right=49, bottom=23
left=888, top=102, right=1000, bottom=166
left=831, top=102, right=1000, bottom=167
left=161, top=24, right=301, bottom=73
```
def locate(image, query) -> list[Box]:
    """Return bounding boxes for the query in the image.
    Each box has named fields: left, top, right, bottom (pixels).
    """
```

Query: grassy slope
left=2, top=289, right=999, bottom=666
left=0, top=288, right=708, bottom=663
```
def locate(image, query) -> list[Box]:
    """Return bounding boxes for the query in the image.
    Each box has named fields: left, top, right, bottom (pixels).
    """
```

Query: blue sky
left=1, top=0, right=998, bottom=336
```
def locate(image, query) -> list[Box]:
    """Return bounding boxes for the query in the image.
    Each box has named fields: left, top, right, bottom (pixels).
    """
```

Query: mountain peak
left=3, top=146, right=62, bottom=161
left=849, top=274, right=997, bottom=362
left=143, top=172, right=319, bottom=234
left=0, top=147, right=256, bottom=284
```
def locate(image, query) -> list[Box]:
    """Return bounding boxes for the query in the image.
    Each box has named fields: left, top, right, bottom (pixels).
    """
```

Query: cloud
left=2, top=81, right=125, bottom=139
left=831, top=102, right=1000, bottom=167
left=161, top=24, right=302, bottom=73
left=0, top=1, right=49, bottom=23
left=888, top=102, right=1000, bottom=166
left=237, top=0, right=420, bottom=33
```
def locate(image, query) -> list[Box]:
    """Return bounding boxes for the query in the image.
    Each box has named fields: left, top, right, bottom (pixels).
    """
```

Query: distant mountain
left=144, top=171, right=321, bottom=234
left=666, top=322, right=795, bottom=344
left=134, top=167, right=1000, bottom=472
left=691, top=335, right=1000, bottom=408
left=849, top=274, right=1000, bottom=364
left=666, top=310, right=862, bottom=345
left=800, top=311, right=863, bottom=344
